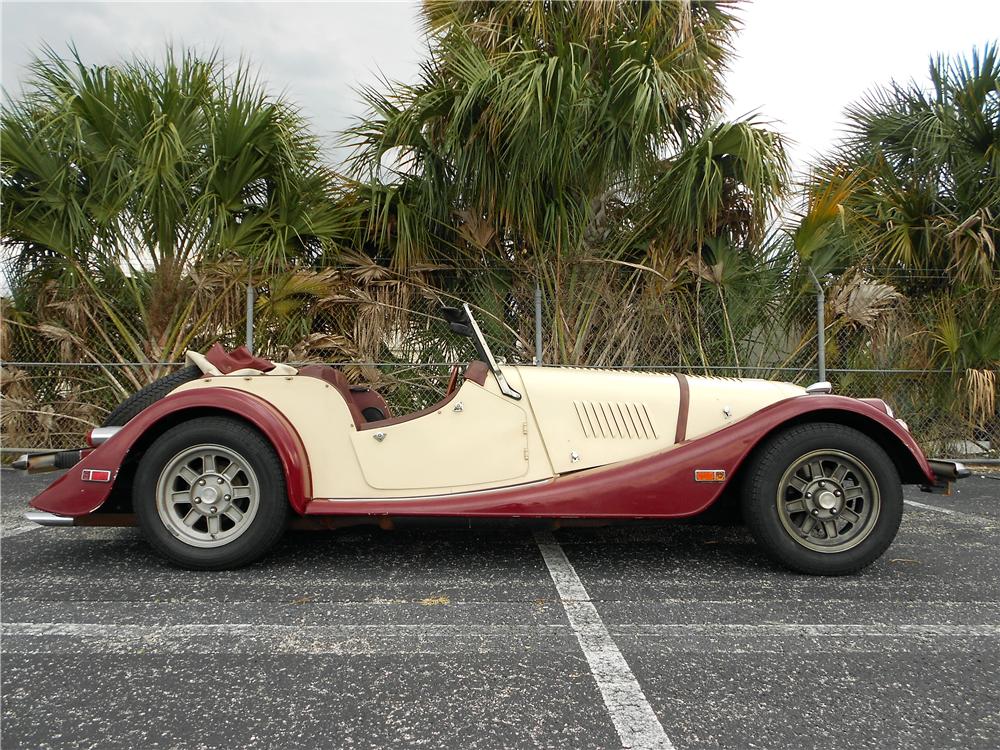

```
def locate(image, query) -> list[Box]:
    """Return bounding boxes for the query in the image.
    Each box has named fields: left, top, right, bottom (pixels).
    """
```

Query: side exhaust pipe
left=11, top=449, right=86, bottom=474
left=11, top=427, right=118, bottom=473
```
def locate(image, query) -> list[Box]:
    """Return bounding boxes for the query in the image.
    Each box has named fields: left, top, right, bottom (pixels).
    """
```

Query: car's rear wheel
left=134, top=416, right=287, bottom=569
left=741, top=422, right=902, bottom=575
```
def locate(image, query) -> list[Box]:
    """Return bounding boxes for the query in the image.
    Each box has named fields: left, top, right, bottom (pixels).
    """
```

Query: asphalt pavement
left=2, top=468, right=998, bottom=749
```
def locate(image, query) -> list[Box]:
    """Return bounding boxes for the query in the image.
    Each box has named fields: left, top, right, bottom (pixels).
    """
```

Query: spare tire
left=102, top=365, right=203, bottom=427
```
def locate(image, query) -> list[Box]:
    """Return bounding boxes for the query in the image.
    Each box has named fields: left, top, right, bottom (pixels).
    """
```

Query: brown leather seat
left=297, top=365, right=391, bottom=428
left=361, top=361, right=491, bottom=431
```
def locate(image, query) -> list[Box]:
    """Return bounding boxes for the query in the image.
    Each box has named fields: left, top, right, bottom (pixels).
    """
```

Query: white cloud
left=1, top=1, right=425, bottom=155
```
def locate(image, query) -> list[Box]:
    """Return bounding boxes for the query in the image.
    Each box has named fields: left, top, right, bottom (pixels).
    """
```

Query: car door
left=347, top=380, right=530, bottom=491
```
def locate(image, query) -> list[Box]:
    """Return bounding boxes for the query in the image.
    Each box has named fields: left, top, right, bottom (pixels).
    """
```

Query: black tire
left=102, top=365, right=202, bottom=427
left=133, top=416, right=288, bottom=569
left=741, top=422, right=903, bottom=576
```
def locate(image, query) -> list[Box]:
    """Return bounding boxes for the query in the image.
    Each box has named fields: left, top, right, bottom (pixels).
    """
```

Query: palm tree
left=1, top=47, right=353, bottom=446
left=344, top=0, right=790, bottom=364
left=2, top=46, right=351, bottom=371
left=804, top=44, right=999, bottom=438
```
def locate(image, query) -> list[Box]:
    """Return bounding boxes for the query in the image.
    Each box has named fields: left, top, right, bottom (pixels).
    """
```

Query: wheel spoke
left=844, top=485, right=865, bottom=500
left=224, top=506, right=244, bottom=524
left=203, top=453, right=218, bottom=474
left=787, top=475, right=809, bottom=493
left=182, top=509, right=201, bottom=527
left=231, top=486, right=252, bottom=500
left=832, top=463, right=849, bottom=483
left=808, top=461, right=825, bottom=480
left=170, top=491, right=190, bottom=505
left=800, top=516, right=817, bottom=536
left=207, top=515, right=221, bottom=535
left=785, top=498, right=807, bottom=514
left=839, top=507, right=861, bottom=524
left=223, top=461, right=242, bottom=480
left=822, top=519, right=839, bottom=539
left=178, top=465, right=200, bottom=485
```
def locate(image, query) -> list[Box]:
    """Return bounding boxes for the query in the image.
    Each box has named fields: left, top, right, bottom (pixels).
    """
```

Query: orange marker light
left=694, top=469, right=726, bottom=482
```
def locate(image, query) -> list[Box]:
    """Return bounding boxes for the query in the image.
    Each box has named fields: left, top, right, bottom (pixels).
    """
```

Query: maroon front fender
left=29, top=387, right=312, bottom=517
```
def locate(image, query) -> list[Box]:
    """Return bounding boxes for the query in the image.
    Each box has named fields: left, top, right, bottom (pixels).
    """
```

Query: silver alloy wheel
left=776, top=448, right=881, bottom=554
left=155, top=443, right=260, bottom=548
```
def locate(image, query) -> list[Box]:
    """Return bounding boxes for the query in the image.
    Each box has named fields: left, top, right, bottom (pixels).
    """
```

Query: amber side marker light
left=694, top=469, right=727, bottom=482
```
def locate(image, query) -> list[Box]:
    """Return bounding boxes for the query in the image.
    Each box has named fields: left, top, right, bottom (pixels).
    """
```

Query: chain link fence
left=1, top=264, right=995, bottom=459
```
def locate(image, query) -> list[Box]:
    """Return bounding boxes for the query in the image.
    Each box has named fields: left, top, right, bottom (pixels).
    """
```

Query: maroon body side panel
left=303, top=395, right=933, bottom=519
left=29, top=388, right=312, bottom=517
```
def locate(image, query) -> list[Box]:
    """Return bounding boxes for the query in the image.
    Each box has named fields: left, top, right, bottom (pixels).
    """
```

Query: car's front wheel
left=741, top=422, right=903, bottom=575
left=134, top=416, right=288, bottom=569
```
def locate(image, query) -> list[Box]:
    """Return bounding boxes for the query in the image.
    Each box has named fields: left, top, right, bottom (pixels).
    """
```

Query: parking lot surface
left=2, top=469, right=998, bottom=749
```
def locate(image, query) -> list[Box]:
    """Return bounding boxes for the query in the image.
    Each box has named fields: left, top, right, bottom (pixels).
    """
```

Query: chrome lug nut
left=223, top=494, right=231, bottom=501
left=811, top=509, right=820, bottom=516
left=198, top=479, right=206, bottom=486
left=806, top=492, right=813, bottom=498
left=834, top=490, right=842, bottom=497
left=831, top=508, right=839, bottom=515
left=818, top=481, right=826, bottom=487
left=193, top=497, right=202, bottom=504
left=209, top=506, right=218, bottom=514
left=217, top=478, right=224, bottom=484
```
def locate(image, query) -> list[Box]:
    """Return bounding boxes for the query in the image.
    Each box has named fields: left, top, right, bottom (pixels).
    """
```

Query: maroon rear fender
left=29, top=387, right=312, bottom=517
left=304, top=394, right=934, bottom=519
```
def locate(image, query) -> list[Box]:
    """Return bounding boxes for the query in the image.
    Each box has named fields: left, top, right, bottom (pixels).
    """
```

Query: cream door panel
left=348, top=381, right=528, bottom=490
left=513, top=366, right=681, bottom=473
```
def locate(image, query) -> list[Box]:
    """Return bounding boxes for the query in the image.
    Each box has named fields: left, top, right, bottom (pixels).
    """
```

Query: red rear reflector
left=81, top=469, right=112, bottom=483
left=694, top=469, right=726, bottom=482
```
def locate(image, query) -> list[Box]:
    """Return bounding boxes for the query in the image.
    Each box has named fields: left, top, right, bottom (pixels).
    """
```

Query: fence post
left=534, top=283, right=543, bottom=366
left=808, top=268, right=826, bottom=382
left=245, top=283, right=255, bottom=355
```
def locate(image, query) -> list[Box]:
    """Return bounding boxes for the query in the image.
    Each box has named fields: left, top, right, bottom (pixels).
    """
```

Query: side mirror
left=440, top=306, right=473, bottom=337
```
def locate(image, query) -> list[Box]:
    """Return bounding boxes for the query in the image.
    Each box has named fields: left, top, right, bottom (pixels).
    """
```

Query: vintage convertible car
left=17, top=304, right=969, bottom=574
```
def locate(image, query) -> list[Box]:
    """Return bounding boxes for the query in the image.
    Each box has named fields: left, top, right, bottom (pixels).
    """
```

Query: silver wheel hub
left=776, top=449, right=881, bottom=554
left=155, top=444, right=260, bottom=548
left=815, top=490, right=839, bottom=511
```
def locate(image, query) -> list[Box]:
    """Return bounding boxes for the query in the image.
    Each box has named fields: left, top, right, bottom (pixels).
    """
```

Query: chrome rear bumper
left=24, top=510, right=75, bottom=527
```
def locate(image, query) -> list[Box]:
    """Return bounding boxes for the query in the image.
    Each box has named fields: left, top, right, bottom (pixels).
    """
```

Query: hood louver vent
left=573, top=401, right=657, bottom=440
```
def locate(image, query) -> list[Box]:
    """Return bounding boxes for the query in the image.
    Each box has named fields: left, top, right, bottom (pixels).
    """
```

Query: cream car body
left=171, top=366, right=804, bottom=499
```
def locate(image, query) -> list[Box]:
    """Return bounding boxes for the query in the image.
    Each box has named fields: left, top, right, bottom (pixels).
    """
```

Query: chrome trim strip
left=23, top=510, right=75, bottom=527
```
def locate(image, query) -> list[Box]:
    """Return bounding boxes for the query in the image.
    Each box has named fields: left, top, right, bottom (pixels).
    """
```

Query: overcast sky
left=3, top=0, right=999, bottom=173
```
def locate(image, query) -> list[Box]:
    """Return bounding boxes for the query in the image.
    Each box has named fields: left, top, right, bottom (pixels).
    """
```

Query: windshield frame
left=462, top=303, right=521, bottom=400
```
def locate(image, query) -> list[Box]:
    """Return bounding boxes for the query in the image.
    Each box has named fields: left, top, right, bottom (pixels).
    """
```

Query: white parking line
left=1, top=524, right=39, bottom=539
left=904, top=499, right=996, bottom=525
left=534, top=531, right=674, bottom=750
left=614, top=623, right=1000, bottom=637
